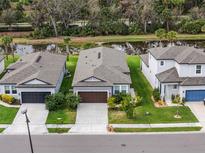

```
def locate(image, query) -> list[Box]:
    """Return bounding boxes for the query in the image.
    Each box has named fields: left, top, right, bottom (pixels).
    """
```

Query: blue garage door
left=186, top=90, right=205, bottom=102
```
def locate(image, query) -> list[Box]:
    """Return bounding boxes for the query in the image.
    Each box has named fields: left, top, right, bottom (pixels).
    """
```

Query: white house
left=140, top=46, right=205, bottom=102
left=0, top=52, right=66, bottom=104
left=0, top=55, right=5, bottom=74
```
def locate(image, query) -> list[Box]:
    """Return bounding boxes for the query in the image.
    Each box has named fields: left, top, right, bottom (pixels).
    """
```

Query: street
left=0, top=133, right=205, bottom=153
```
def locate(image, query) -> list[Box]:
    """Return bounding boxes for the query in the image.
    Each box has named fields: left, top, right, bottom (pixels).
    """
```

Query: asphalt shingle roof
left=140, top=54, right=149, bottom=66
left=0, top=52, right=67, bottom=87
left=149, top=46, right=205, bottom=64
left=72, top=47, right=131, bottom=87
left=156, top=67, right=205, bottom=86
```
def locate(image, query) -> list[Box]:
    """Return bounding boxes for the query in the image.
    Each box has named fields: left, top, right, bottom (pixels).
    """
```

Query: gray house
left=72, top=47, right=131, bottom=103
left=0, top=52, right=67, bottom=104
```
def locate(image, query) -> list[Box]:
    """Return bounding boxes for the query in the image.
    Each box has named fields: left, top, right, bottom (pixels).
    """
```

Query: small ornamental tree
left=166, top=31, right=177, bottom=45
left=155, top=28, right=166, bottom=46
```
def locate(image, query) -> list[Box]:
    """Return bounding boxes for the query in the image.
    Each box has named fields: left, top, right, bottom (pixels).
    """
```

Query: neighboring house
left=0, top=52, right=67, bottom=104
left=72, top=47, right=131, bottom=103
left=140, top=46, right=205, bottom=102
left=0, top=55, right=5, bottom=74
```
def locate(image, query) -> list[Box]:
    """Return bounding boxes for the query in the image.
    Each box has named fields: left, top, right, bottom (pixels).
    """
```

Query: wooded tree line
left=0, top=0, right=205, bottom=37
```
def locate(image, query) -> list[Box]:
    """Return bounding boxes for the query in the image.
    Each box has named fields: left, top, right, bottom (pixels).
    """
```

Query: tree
left=171, top=0, right=185, bottom=15
left=155, top=28, right=166, bottom=46
left=0, top=0, right=10, bottom=12
left=64, top=36, right=71, bottom=60
left=202, top=25, right=205, bottom=32
left=1, top=36, right=13, bottom=60
left=166, top=31, right=177, bottom=45
left=161, top=8, right=172, bottom=31
left=15, top=2, right=25, bottom=22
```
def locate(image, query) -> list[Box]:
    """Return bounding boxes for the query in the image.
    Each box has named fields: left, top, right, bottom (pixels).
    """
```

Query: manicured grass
left=60, top=56, right=78, bottom=94
left=4, top=55, right=20, bottom=68
left=0, top=105, right=19, bottom=124
left=46, top=109, right=76, bottom=124
left=47, top=128, right=70, bottom=134
left=0, top=128, right=5, bottom=133
left=108, top=56, right=198, bottom=124
left=114, top=127, right=202, bottom=132
left=1, top=34, right=205, bottom=45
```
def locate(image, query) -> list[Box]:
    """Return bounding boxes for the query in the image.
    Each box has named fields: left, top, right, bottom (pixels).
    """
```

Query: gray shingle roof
left=156, top=67, right=205, bottom=86
left=140, top=54, right=149, bottom=66
left=0, top=52, right=66, bottom=87
left=72, top=47, right=131, bottom=87
left=149, top=46, right=205, bottom=64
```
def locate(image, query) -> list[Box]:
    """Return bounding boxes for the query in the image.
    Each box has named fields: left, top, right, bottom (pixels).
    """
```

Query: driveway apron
left=70, top=103, right=108, bottom=134
left=187, top=102, right=205, bottom=131
left=3, top=104, right=48, bottom=135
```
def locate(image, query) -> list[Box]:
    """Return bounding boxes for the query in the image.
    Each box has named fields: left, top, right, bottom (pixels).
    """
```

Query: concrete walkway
left=3, top=104, right=48, bottom=135
left=0, top=101, right=20, bottom=108
left=69, top=103, right=108, bottom=134
left=187, top=102, right=205, bottom=131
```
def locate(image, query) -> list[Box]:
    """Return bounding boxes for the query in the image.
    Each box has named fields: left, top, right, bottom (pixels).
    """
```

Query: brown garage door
left=78, top=92, right=107, bottom=103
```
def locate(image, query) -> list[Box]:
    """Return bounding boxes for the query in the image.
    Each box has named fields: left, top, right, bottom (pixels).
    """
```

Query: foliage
left=180, top=19, right=205, bottom=34
left=31, top=26, right=54, bottom=39
left=1, top=94, right=14, bottom=104
left=202, top=25, right=205, bottom=32
left=45, top=93, right=66, bottom=111
left=172, top=94, right=182, bottom=104
left=128, top=23, right=141, bottom=34
left=155, top=28, right=166, bottom=40
left=107, top=96, right=116, bottom=109
left=153, top=88, right=160, bottom=102
left=166, top=31, right=177, bottom=42
left=114, top=92, right=129, bottom=104
left=65, top=93, right=80, bottom=109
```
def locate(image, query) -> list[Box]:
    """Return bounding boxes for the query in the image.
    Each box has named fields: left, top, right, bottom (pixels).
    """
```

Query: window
left=121, top=85, right=128, bottom=93
left=160, top=61, right=164, bottom=66
left=4, top=86, right=10, bottom=94
left=11, top=86, right=17, bottom=94
left=173, top=85, right=178, bottom=89
left=113, top=85, right=120, bottom=94
left=113, top=85, right=128, bottom=94
left=196, top=65, right=202, bottom=74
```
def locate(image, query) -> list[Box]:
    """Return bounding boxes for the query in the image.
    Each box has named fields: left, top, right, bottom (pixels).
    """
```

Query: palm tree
left=155, top=28, right=166, bottom=47
left=64, top=36, right=71, bottom=60
left=1, top=35, right=13, bottom=61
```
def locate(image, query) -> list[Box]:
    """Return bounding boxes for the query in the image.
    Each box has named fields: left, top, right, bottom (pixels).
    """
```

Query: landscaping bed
left=0, top=105, right=19, bottom=124
left=114, top=127, right=202, bottom=132
left=47, top=128, right=70, bottom=134
left=46, top=109, right=76, bottom=124
left=108, top=56, right=198, bottom=124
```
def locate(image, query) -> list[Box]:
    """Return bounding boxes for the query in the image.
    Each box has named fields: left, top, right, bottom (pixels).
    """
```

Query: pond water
left=0, top=40, right=205, bottom=56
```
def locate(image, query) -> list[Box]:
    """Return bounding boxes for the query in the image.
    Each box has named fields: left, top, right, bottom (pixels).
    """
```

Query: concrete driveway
left=187, top=102, right=205, bottom=131
left=3, top=104, right=48, bottom=135
left=70, top=103, right=108, bottom=134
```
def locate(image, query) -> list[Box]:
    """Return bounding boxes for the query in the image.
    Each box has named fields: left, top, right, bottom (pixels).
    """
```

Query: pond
left=0, top=40, right=205, bottom=56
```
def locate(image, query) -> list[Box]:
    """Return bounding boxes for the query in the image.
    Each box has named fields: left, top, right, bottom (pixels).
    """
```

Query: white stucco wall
left=0, top=59, right=4, bottom=74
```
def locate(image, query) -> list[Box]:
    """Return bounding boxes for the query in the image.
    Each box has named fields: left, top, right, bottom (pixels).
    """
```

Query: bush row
left=45, top=93, right=80, bottom=111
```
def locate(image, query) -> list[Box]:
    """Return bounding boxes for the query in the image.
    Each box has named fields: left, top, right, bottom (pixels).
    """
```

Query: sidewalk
left=111, top=123, right=202, bottom=128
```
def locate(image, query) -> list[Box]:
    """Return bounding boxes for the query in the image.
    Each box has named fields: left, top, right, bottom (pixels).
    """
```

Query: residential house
left=0, top=52, right=67, bottom=104
left=140, top=46, right=205, bottom=102
left=72, top=47, right=132, bottom=103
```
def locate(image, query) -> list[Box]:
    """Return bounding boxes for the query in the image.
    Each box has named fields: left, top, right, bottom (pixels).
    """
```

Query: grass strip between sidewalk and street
left=114, top=127, right=202, bottom=132
left=47, top=128, right=70, bottom=134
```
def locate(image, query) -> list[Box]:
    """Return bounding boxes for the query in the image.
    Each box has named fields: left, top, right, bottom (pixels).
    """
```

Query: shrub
left=65, top=93, right=80, bottom=109
left=114, top=93, right=129, bottom=104
left=45, top=93, right=66, bottom=111
left=129, top=23, right=141, bottom=34
left=202, top=25, right=205, bottom=33
left=180, top=19, right=205, bottom=34
left=172, top=94, right=181, bottom=104
left=107, top=96, right=117, bottom=109
left=1, top=94, right=14, bottom=104
left=153, top=88, right=160, bottom=101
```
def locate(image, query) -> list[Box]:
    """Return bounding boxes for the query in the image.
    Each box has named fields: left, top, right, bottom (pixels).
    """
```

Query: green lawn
left=108, top=56, right=198, bottom=124
left=47, top=128, right=70, bottom=133
left=0, top=105, right=19, bottom=124
left=0, top=128, right=5, bottom=133
left=46, top=109, right=76, bottom=124
left=114, top=127, right=202, bottom=132
left=60, top=55, right=78, bottom=94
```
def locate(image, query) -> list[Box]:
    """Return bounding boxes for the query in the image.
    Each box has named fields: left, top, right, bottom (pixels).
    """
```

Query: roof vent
left=35, top=56, right=42, bottom=63
left=98, top=52, right=101, bottom=59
